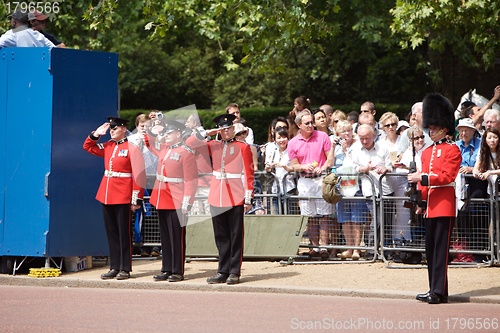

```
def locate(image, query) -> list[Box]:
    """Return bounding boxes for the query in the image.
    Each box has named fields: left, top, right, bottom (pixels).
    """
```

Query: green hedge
left=120, top=103, right=412, bottom=144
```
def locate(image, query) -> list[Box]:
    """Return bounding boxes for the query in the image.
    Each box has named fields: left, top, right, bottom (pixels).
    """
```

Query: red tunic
left=187, top=137, right=254, bottom=207
left=83, top=136, right=145, bottom=205
left=419, top=141, right=461, bottom=218
left=148, top=142, right=198, bottom=210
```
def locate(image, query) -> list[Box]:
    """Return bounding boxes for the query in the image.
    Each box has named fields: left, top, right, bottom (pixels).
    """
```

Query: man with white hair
left=472, top=85, right=500, bottom=129
left=482, top=108, right=500, bottom=132
left=350, top=124, right=393, bottom=260
left=0, top=9, right=54, bottom=49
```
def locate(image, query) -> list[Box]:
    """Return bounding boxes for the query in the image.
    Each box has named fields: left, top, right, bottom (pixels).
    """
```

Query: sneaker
left=308, top=249, right=320, bottom=258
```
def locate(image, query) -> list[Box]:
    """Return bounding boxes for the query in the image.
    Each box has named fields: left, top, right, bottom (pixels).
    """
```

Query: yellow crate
left=28, top=268, right=62, bottom=278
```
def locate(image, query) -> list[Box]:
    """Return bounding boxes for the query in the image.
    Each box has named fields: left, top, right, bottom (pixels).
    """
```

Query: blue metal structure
left=0, top=48, right=118, bottom=259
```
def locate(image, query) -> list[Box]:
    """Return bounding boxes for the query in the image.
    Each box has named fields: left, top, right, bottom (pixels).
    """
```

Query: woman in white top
left=332, top=120, right=366, bottom=260
left=378, top=112, right=409, bottom=245
left=398, top=126, right=430, bottom=172
left=265, top=127, right=296, bottom=214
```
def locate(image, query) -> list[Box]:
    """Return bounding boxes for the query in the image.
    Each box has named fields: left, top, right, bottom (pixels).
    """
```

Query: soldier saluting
left=83, top=117, right=145, bottom=280
left=187, top=113, right=255, bottom=285
left=146, top=119, right=198, bottom=283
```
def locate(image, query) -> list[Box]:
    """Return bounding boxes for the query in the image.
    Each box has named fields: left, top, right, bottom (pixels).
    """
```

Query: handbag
left=322, top=173, right=341, bottom=204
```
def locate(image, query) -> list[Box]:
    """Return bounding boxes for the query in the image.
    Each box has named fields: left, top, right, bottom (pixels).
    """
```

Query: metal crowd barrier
left=495, top=178, right=500, bottom=266
left=380, top=173, right=496, bottom=268
left=280, top=172, right=379, bottom=264
left=135, top=171, right=500, bottom=267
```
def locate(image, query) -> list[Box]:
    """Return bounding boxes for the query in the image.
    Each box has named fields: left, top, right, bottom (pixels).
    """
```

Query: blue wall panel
left=0, top=51, right=8, bottom=252
left=47, top=48, right=117, bottom=256
left=0, top=48, right=117, bottom=258
left=3, top=48, right=52, bottom=256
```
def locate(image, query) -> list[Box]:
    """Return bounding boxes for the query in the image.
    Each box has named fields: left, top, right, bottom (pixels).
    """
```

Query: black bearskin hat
left=422, top=93, right=455, bottom=136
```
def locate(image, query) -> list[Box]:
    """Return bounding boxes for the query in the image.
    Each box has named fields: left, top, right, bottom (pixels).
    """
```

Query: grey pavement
left=1, top=255, right=499, bottom=305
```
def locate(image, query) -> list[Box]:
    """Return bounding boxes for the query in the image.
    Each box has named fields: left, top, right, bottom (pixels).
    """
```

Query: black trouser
left=102, top=204, right=132, bottom=272
left=424, top=216, right=454, bottom=296
left=157, top=209, right=186, bottom=275
left=210, top=205, right=244, bottom=276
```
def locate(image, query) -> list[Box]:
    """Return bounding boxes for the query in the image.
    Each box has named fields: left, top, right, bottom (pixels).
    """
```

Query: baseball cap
left=28, top=11, right=49, bottom=21
left=8, top=10, right=29, bottom=23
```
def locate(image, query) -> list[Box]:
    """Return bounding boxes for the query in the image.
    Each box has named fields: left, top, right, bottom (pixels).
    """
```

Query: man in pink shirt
left=289, top=110, right=334, bottom=259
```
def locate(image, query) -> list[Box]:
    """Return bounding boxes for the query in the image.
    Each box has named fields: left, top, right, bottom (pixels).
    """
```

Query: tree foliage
left=1, top=1, right=498, bottom=110
left=391, top=0, right=500, bottom=69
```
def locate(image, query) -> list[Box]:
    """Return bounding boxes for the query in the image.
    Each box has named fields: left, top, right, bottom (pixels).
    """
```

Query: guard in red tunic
left=187, top=113, right=254, bottom=285
left=408, top=93, right=461, bottom=304
left=146, top=120, right=198, bottom=282
left=83, top=117, right=145, bottom=280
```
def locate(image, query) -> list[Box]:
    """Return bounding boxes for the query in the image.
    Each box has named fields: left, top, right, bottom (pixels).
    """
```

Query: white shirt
left=264, top=143, right=295, bottom=194
left=0, top=25, right=55, bottom=49
left=350, top=140, right=393, bottom=196
left=245, top=126, right=254, bottom=144
left=127, top=132, right=158, bottom=176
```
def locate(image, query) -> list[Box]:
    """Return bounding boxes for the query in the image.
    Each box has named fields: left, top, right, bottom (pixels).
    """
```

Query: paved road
left=2, top=285, right=499, bottom=333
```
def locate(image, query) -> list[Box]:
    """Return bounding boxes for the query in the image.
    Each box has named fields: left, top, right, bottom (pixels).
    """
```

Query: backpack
left=322, top=173, right=342, bottom=204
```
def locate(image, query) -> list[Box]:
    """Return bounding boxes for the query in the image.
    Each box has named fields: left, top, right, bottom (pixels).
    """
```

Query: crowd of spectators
left=130, top=88, right=500, bottom=263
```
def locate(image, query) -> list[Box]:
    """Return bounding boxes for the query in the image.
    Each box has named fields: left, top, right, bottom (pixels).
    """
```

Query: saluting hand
left=206, top=128, right=220, bottom=137
left=94, top=123, right=110, bottom=136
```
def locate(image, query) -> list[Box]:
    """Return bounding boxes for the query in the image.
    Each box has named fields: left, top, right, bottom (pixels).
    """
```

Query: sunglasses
left=302, top=121, right=313, bottom=126
left=412, top=135, right=425, bottom=140
left=384, top=123, right=397, bottom=128
left=236, top=131, right=248, bottom=136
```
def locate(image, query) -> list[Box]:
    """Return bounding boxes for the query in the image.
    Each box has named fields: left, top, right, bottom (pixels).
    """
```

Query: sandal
left=337, top=250, right=352, bottom=259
